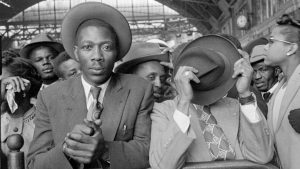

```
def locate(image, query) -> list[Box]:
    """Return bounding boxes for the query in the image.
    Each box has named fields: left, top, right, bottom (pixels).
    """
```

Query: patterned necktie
left=196, top=105, right=235, bottom=160
left=87, top=86, right=103, bottom=121
left=263, top=92, right=272, bottom=103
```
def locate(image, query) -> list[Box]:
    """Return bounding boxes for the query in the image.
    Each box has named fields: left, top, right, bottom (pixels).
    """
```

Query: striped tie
left=87, top=86, right=103, bottom=121
left=196, top=105, right=235, bottom=160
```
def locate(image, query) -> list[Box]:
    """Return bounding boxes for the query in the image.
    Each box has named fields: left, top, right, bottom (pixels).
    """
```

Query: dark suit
left=27, top=73, right=154, bottom=169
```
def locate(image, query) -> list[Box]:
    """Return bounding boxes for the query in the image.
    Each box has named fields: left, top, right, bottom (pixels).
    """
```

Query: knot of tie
left=263, top=92, right=272, bottom=102
left=90, top=86, right=101, bottom=100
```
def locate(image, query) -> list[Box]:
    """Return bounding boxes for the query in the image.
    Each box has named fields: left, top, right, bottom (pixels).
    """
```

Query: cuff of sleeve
left=173, top=109, right=191, bottom=133
left=240, top=93, right=261, bottom=123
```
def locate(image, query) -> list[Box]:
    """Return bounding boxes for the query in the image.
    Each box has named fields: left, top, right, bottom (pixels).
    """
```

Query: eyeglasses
left=277, top=14, right=300, bottom=28
left=268, top=37, right=296, bottom=45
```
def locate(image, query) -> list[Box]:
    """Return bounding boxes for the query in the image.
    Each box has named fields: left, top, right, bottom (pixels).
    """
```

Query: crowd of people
left=1, top=2, right=300, bottom=169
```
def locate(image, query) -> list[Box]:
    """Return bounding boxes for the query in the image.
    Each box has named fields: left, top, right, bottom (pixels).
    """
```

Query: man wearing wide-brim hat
left=250, top=45, right=280, bottom=104
left=115, top=42, right=175, bottom=102
left=149, top=35, right=273, bottom=168
left=27, top=2, right=153, bottom=169
left=20, top=33, right=64, bottom=90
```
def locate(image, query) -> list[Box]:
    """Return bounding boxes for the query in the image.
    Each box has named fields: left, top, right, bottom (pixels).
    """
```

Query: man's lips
left=42, top=68, right=53, bottom=73
left=255, top=82, right=265, bottom=88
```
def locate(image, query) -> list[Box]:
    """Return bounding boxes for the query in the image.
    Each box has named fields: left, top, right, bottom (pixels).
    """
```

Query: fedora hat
left=61, top=2, right=132, bottom=60
left=174, top=34, right=241, bottom=105
left=114, top=42, right=169, bottom=73
left=250, top=45, right=267, bottom=64
left=244, top=37, right=268, bottom=55
left=20, top=33, right=64, bottom=59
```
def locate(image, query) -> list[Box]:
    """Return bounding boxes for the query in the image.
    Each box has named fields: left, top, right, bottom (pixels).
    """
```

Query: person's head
left=2, top=55, right=42, bottom=103
left=130, top=61, right=167, bottom=101
left=74, top=19, right=118, bottom=86
left=250, top=45, right=279, bottom=92
left=28, top=45, right=59, bottom=82
left=61, top=2, right=132, bottom=86
left=264, top=14, right=300, bottom=67
left=115, top=42, right=169, bottom=101
left=20, top=33, right=64, bottom=84
left=53, top=51, right=81, bottom=80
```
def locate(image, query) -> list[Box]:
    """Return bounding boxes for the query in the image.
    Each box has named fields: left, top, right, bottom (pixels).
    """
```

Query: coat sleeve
left=108, top=82, right=153, bottom=169
left=238, top=105, right=274, bottom=164
left=26, top=92, right=73, bottom=169
left=149, top=100, right=196, bottom=169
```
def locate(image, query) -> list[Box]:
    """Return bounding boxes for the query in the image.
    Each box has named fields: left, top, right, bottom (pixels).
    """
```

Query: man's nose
left=254, top=71, right=262, bottom=79
left=153, top=77, right=162, bottom=88
left=93, top=46, right=104, bottom=61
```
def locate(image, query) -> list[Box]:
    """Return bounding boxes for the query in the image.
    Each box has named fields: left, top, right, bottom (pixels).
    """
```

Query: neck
left=279, top=54, right=300, bottom=81
left=42, top=77, right=58, bottom=85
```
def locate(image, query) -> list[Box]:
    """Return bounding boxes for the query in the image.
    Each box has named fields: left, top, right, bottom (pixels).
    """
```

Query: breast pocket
left=115, top=124, right=134, bottom=141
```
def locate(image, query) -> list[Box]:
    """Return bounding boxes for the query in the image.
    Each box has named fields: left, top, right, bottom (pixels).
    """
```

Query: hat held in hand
left=174, top=34, right=241, bottom=105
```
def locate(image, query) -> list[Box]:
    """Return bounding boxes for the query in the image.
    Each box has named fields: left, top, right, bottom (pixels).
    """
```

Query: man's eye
left=147, top=75, right=155, bottom=81
left=102, top=44, right=112, bottom=51
left=81, top=44, right=93, bottom=50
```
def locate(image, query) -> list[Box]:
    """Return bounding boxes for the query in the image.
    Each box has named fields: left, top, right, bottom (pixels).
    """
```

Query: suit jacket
left=150, top=97, right=273, bottom=169
left=27, top=73, right=154, bottom=169
left=267, top=65, right=300, bottom=169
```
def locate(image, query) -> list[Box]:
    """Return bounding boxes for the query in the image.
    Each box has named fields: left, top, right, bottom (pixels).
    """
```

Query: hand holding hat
left=175, top=66, right=200, bottom=115
left=232, top=49, right=254, bottom=98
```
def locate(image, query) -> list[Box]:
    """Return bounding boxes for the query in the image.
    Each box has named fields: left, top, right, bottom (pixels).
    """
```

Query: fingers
left=175, top=66, right=199, bottom=83
left=238, top=49, right=250, bottom=61
left=2, top=76, right=30, bottom=93
left=63, top=142, right=93, bottom=164
left=232, top=58, right=253, bottom=79
left=72, top=124, right=94, bottom=136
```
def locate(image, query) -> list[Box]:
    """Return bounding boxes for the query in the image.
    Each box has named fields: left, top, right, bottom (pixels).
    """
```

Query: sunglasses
left=277, top=14, right=300, bottom=28
left=268, top=37, right=296, bottom=45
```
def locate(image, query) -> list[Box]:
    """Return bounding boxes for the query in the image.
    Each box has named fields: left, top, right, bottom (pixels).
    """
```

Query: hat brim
left=115, top=53, right=169, bottom=73
left=61, top=2, right=132, bottom=60
left=175, top=35, right=241, bottom=105
left=20, top=41, right=64, bottom=59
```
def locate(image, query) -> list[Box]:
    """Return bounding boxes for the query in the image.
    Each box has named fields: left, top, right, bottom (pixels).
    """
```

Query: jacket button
left=13, top=127, right=18, bottom=132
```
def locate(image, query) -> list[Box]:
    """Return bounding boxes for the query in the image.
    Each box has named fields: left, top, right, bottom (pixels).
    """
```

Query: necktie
left=87, top=87, right=103, bottom=121
left=263, top=92, right=272, bottom=103
left=196, top=105, right=235, bottom=160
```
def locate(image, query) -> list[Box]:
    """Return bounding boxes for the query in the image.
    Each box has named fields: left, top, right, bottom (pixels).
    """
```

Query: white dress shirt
left=81, top=76, right=111, bottom=111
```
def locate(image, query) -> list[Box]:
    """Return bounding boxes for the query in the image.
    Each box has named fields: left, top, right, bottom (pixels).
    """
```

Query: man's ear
left=73, top=46, right=80, bottom=61
left=287, top=43, right=298, bottom=56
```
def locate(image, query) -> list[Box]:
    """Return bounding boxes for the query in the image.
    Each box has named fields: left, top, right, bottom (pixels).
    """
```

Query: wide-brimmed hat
left=250, top=45, right=267, bottom=64
left=20, top=33, right=64, bottom=59
left=114, top=42, right=169, bottom=73
left=61, top=2, right=132, bottom=60
left=174, top=34, right=241, bottom=105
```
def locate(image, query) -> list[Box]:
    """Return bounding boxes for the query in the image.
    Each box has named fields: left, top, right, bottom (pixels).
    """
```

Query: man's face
left=29, top=46, right=57, bottom=81
left=252, top=61, right=277, bottom=92
left=58, top=59, right=81, bottom=80
left=134, top=61, right=167, bottom=101
left=74, top=23, right=117, bottom=86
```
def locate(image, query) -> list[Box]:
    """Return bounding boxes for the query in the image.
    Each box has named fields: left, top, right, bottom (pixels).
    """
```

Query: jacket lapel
left=62, top=76, right=87, bottom=130
left=101, top=74, right=130, bottom=141
left=275, top=65, right=300, bottom=132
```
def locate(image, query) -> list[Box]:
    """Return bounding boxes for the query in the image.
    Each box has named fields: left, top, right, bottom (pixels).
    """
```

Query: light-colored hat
left=250, top=45, right=267, bottom=64
left=61, top=2, right=132, bottom=60
left=20, top=33, right=64, bottom=59
left=115, top=42, right=169, bottom=73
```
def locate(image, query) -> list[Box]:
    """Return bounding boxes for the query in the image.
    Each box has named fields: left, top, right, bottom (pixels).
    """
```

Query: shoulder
left=212, top=97, right=239, bottom=108
left=152, top=98, right=176, bottom=118
left=116, top=73, right=152, bottom=89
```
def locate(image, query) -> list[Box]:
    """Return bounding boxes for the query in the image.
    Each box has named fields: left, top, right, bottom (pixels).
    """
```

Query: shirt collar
left=81, top=75, right=111, bottom=101
left=267, top=82, right=279, bottom=94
